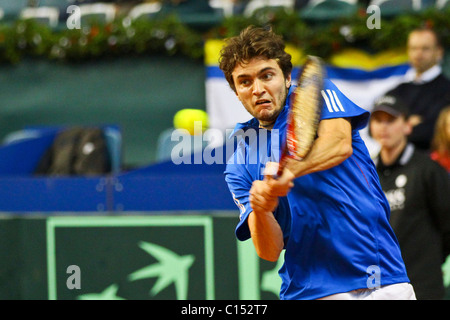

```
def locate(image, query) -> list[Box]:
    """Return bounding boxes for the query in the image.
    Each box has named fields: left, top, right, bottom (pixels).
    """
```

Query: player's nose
left=252, top=79, right=265, bottom=96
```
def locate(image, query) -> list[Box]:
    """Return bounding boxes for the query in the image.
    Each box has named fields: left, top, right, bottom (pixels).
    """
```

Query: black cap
left=372, top=95, right=409, bottom=118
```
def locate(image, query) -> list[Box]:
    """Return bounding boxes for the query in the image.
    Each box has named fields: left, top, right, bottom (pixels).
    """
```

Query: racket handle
left=263, top=161, right=282, bottom=178
left=276, top=159, right=286, bottom=178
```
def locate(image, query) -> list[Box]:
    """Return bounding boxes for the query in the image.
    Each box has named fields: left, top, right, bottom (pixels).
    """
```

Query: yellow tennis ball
left=173, top=109, right=209, bottom=135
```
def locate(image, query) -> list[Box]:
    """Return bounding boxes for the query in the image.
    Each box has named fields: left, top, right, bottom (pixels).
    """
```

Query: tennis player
left=221, top=26, right=416, bottom=300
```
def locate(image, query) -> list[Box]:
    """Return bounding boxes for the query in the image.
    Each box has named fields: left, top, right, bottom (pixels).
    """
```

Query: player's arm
left=248, top=195, right=283, bottom=262
left=248, top=169, right=293, bottom=262
left=285, top=117, right=353, bottom=178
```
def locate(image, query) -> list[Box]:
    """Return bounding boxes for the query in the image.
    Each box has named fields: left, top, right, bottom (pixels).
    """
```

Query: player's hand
left=249, top=162, right=295, bottom=214
left=249, top=179, right=279, bottom=214
left=264, top=162, right=295, bottom=197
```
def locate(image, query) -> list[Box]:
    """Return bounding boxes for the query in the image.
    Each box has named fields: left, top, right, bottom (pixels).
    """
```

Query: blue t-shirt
left=224, top=79, right=409, bottom=300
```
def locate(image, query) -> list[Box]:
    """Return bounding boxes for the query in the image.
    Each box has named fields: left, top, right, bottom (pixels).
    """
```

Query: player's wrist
left=284, top=158, right=305, bottom=178
left=250, top=195, right=279, bottom=214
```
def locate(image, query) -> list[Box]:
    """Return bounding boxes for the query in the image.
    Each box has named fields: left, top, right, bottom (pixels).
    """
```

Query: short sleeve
left=320, top=79, right=370, bottom=131
left=224, top=162, right=253, bottom=241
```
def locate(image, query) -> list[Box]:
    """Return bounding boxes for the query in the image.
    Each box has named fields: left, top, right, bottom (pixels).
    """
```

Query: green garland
left=0, top=14, right=205, bottom=64
left=0, top=7, right=449, bottom=64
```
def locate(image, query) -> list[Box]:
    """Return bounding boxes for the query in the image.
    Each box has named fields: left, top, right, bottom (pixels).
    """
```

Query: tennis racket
left=276, top=55, right=325, bottom=177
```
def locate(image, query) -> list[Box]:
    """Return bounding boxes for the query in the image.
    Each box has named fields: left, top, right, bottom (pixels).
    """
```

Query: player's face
left=407, top=30, right=443, bottom=75
left=370, top=111, right=411, bottom=150
left=232, top=57, right=291, bottom=128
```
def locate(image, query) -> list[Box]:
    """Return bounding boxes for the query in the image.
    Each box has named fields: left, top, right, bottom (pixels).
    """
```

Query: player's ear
left=285, top=74, right=292, bottom=88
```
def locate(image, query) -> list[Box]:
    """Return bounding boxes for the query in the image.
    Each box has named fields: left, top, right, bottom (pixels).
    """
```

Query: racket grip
left=276, top=160, right=286, bottom=178
left=264, top=162, right=281, bottom=178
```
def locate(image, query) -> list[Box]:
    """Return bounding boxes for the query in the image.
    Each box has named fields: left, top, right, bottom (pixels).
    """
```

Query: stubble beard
left=254, top=86, right=289, bottom=127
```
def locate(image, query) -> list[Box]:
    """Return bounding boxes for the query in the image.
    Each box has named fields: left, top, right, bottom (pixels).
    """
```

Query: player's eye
left=262, top=73, right=274, bottom=81
left=239, top=79, right=252, bottom=87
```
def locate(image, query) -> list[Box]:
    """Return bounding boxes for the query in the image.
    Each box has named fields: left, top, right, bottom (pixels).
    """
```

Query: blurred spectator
left=358, top=0, right=371, bottom=6
left=73, top=0, right=144, bottom=3
left=369, top=94, right=450, bottom=300
left=232, top=0, right=311, bottom=15
left=159, top=0, right=215, bottom=14
left=431, top=105, right=450, bottom=172
left=294, top=0, right=312, bottom=10
left=383, top=27, right=450, bottom=151
left=231, top=0, right=249, bottom=15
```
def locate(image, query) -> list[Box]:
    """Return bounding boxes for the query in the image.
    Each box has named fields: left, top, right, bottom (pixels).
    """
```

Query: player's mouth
left=255, top=99, right=272, bottom=108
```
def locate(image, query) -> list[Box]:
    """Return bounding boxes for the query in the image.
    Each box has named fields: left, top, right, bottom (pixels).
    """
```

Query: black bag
left=35, top=127, right=111, bottom=176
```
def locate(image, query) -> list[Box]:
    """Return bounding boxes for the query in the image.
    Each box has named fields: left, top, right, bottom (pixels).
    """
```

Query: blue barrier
left=114, top=160, right=233, bottom=211
left=0, top=176, right=108, bottom=212
left=0, top=128, right=57, bottom=176
left=0, top=130, right=236, bottom=212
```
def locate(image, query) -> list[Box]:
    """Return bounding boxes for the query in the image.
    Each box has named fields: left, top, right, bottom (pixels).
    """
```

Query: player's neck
left=259, top=121, right=275, bottom=130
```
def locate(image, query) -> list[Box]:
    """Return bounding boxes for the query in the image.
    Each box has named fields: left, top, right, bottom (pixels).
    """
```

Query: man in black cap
left=370, top=95, right=450, bottom=300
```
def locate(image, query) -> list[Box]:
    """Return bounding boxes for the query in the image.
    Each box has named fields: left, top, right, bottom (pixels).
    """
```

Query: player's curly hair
left=219, top=26, right=292, bottom=93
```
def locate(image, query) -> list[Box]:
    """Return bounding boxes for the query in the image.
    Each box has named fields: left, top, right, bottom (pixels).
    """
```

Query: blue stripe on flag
left=207, top=66, right=225, bottom=78
left=325, top=64, right=410, bottom=80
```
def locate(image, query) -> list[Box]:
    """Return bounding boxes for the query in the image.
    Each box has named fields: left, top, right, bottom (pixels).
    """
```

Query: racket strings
left=289, top=62, right=323, bottom=159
